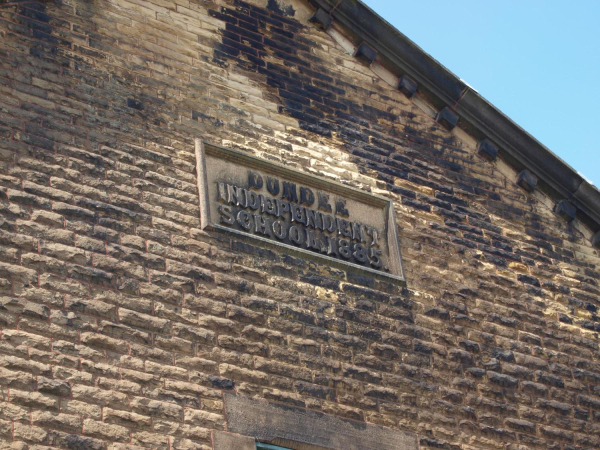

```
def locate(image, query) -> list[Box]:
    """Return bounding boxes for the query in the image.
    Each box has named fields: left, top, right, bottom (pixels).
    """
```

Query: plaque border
left=195, top=139, right=406, bottom=285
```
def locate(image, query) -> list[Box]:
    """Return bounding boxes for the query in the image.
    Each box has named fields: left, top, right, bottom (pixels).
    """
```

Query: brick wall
left=0, top=0, right=599, bottom=448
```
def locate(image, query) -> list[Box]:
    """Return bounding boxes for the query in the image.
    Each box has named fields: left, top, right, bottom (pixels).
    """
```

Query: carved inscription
left=195, top=140, right=405, bottom=283
left=216, top=170, right=385, bottom=270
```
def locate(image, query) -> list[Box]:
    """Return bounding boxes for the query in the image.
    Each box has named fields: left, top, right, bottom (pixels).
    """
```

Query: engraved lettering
left=290, top=204, right=306, bottom=225
left=337, top=218, right=351, bottom=238
left=213, top=181, right=385, bottom=270
left=300, top=187, right=315, bottom=206
left=353, top=243, right=368, bottom=263
left=318, top=192, right=332, bottom=212
left=266, top=176, right=280, bottom=196
left=338, top=239, right=351, bottom=258
left=305, top=209, right=322, bottom=230
left=289, top=226, right=304, bottom=245
left=254, top=214, right=269, bottom=236
left=282, top=181, right=298, bottom=203
left=276, top=199, right=290, bottom=219
left=218, top=204, right=234, bottom=225
left=245, top=190, right=261, bottom=210
left=306, top=230, right=326, bottom=252
left=227, top=184, right=247, bottom=208
left=272, top=220, right=287, bottom=240
left=368, top=227, right=381, bottom=247
left=352, top=222, right=367, bottom=243
left=237, top=210, right=252, bottom=230
left=322, top=214, right=336, bottom=233
left=324, top=235, right=337, bottom=256
left=262, top=196, right=277, bottom=216
left=206, top=157, right=400, bottom=278
left=370, top=246, right=383, bottom=268
left=248, top=170, right=263, bottom=190
left=335, top=198, right=349, bottom=217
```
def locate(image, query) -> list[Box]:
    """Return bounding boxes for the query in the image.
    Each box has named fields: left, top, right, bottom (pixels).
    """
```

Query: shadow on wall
left=210, top=0, right=409, bottom=141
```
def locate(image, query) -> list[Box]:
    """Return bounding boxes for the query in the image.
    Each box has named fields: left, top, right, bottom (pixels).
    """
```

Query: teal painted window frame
left=256, top=443, right=292, bottom=450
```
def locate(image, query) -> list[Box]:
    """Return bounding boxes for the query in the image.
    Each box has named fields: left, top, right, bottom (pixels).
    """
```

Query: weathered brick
left=182, top=409, right=225, bottom=429
left=41, top=241, right=91, bottom=265
left=37, top=377, right=71, bottom=397
left=11, top=389, right=59, bottom=410
left=0, top=1, right=597, bottom=449
left=71, top=385, right=129, bottom=409
left=32, top=411, right=82, bottom=434
left=83, top=419, right=130, bottom=442
left=119, top=308, right=170, bottom=333
left=131, top=397, right=183, bottom=421
left=12, top=423, right=49, bottom=444
left=0, top=355, right=51, bottom=377
left=0, top=366, right=35, bottom=390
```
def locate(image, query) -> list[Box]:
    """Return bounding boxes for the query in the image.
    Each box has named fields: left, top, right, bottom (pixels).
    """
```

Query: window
left=256, top=444, right=292, bottom=450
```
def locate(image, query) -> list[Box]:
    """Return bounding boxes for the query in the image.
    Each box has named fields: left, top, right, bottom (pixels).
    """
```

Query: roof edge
left=309, top=0, right=600, bottom=234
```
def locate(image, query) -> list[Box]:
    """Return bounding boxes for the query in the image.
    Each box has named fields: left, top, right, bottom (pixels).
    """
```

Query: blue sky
left=362, top=0, right=600, bottom=187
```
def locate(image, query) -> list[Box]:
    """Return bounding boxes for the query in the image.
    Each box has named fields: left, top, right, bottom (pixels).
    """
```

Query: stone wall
left=0, top=0, right=599, bottom=448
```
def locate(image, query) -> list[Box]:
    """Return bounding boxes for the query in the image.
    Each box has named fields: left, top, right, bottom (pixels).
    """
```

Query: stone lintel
left=213, top=431, right=255, bottom=450
left=224, top=394, right=418, bottom=450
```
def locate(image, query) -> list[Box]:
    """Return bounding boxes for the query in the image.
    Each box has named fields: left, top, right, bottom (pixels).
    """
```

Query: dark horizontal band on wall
left=308, top=0, right=600, bottom=233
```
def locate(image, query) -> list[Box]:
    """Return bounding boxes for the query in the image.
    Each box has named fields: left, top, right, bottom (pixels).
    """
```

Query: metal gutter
left=309, top=0, right=600, bottom=234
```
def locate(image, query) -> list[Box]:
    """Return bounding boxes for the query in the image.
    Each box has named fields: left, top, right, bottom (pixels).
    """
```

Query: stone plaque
left=195, top=140, right=405, bottom=283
